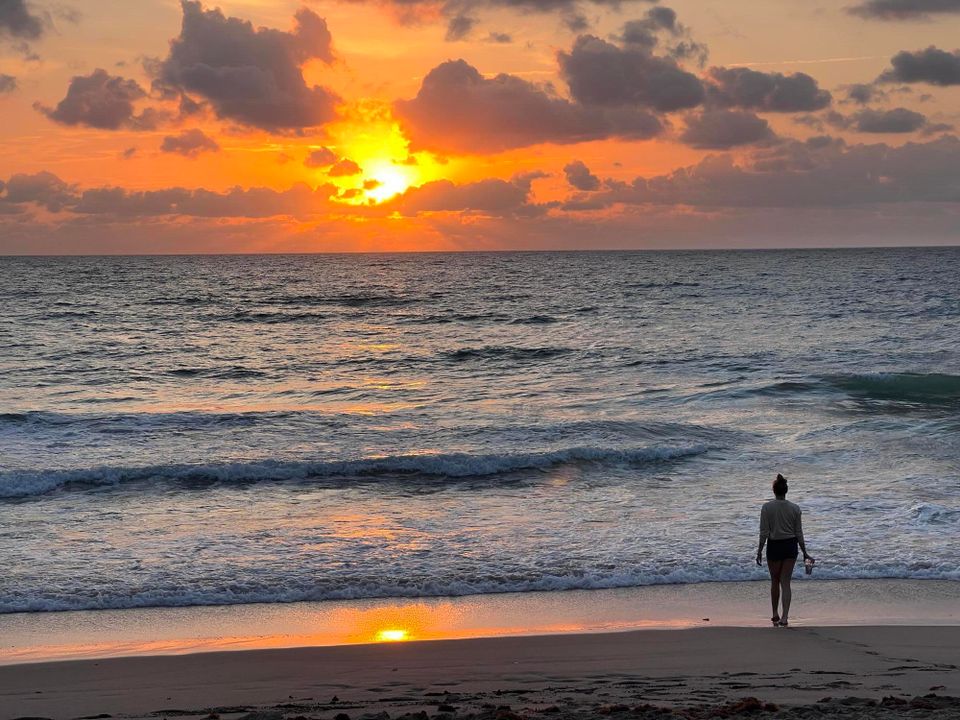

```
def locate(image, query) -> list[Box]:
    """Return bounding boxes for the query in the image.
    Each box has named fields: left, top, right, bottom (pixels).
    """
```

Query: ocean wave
left=4, top=561, right=959, bottom=614
left=0, top=444, right=708, bottom=500
left=0, top=409, right=315, bottom=431
left=167, top=366, right=267, bottom=379
left=227, top=310, right=328, bottom=324
left=444, top=346, right=571, bottom=362
left=911, top=502, right=960, bottom=526
left=736, top=373, right=960, bottom=405
left=263, top=292, right=413, bottom=308
left=827, top=373, right=960, bottom=404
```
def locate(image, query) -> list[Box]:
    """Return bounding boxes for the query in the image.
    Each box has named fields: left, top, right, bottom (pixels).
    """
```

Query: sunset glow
left=1, top=0, right=959, bottom=253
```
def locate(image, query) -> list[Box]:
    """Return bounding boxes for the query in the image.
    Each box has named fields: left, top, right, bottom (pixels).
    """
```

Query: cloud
left=1, top=171, right=75, bottom=211
left=842, top=82, right=885, bottom=104
left=304, top=147, right=337, bottom=167
left=680, top=109, right=774, bottom=149
left=153, top=0, right=339, bottom=132
left=445, top=13, right=475, bottom=40
left=485, top=31, right=512, bottom=43
left=824, top=105, right=953, bottom=134
left=851, top=107, right=929, bottom=133
left=704, top=67, right=832, bottom=113
left=349, top=0, right=660, bottom=42
left=617, top=7, right=708, bottom=65
left=583, top=135, right=960, bottom=208
left=0, top=73, right=16, bottom=93
left=558, top=34, right=704, bottom=112
left=0, top=0, right=44, bottom=41
left=328, top=158, right=362, bottom=176
left=564, top=160, right=600, bottom=190
left=390, top=173, right=546, bottom=216
left=160, top=128, right=220, bottom=156
left=1, top=171, right=340, bottom=219
left=394, top=58, right=662, bottom=153
left=848, top=0, right=960, bottom=20
left=35, top=69, right=162, bottom=129
left=878, top=46, right=960, bottom=86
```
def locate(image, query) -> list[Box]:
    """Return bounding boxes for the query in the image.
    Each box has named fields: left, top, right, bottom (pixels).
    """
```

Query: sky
left=1, top=0, right=959, bottom=253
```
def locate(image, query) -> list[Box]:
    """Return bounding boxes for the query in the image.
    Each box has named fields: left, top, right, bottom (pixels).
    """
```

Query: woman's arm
left=756, top=507, right=768, bottom=565
left=797, top=510, right=813, bottom=560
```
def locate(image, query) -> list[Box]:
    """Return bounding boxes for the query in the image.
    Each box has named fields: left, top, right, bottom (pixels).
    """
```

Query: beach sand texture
left=2, top=626, right=959, bottom=720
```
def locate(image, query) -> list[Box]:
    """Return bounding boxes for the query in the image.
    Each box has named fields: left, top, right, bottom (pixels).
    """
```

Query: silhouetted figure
left=756, top=474, right=813, bottom=627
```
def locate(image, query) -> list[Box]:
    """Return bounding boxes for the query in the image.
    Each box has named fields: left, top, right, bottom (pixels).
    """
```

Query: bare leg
left=779, top=558, right=797, bottom=623
left=767, top=559, right=782, bottom=621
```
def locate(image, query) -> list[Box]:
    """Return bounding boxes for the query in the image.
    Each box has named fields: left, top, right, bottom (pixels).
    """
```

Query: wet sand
left=2, top=625, right=959, bottom=720
left=3, top=580, right=959, bottom=664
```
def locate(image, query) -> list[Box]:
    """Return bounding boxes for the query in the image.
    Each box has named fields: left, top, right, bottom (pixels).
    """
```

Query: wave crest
left=828, top=373, right=960, bottom=404
left=0, top=444, right=707, bottom=500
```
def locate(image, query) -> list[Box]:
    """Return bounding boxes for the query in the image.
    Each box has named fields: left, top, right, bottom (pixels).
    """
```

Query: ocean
left=1, top=249, right=958, bottom=615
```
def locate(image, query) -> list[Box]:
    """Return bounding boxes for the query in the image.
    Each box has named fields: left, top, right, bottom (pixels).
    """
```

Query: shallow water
left=1, top=249, right=958, bottom=613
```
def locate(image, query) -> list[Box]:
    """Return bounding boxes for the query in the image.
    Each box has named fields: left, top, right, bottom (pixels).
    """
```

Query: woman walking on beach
left=756, top=474, right=813, bottom=627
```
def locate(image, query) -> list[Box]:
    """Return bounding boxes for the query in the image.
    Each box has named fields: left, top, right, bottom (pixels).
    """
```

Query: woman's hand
left=756, top=552, right=763, bottom=566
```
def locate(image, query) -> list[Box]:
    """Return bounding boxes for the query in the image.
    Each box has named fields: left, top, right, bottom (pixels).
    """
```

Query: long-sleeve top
left=759, top=498, right=804, bottom=543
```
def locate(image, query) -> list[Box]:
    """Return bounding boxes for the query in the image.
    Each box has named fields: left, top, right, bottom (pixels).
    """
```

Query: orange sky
left=1, top=0, right=959, bottom=252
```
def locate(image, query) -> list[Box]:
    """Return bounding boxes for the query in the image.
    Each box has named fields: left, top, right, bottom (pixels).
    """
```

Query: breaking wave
left=0, top=444, right=708, bottom=500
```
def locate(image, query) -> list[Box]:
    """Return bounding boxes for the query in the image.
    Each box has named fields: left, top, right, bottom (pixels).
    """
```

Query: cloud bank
left=152, top=1, right=339, bottom=132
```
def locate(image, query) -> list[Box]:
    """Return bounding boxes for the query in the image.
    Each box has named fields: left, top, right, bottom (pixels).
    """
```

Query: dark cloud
left=618, top=7, right=708, bottom=65
left=583, top=135, right=960, bottom=208
left=160, top=128, right=220, bottom=156
left=564, top=160, right=600, bottom=190
left=558, top=34, right=704, bottom=111
left=304, top=147, right=337, bottom=168
left=848, top=0, right=960, bottom=20
left=852, top=107, right=928, bottom=133
left=1, top=171, right=75, bottom=211
left=445, top=13, right=476, bottom=40
left=0, top=73, right=16, bottom=93
left=153, top=1, right=339, bottom=132
left=825, top=105, right=953, bottom=134
left=486, top=31, right=512, bottom=43
left=390, top=173, right=546, bottom=216
left=357, top=0, right=661, bottom=41
left=72, top=183, right=338, bottom=218
left=0, top=171, right=340, bottom=219
left=0, top=0, right=44, bottom=41
left=842, top=82, right=885, bottom=104
left=878, top=46, right=960, bottom=86
left=394, top=59, right=662, bottom=153
left=680, top=109, right=774, bottom=149
left=35, top=69, right=161, bottom=129
left=328, top=159, right=362, bottom=176
left=704, top=67, right=832, bottom=113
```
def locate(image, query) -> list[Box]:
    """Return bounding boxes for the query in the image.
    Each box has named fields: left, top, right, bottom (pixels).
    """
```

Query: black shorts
left=766, top=537, right=799, bottom=562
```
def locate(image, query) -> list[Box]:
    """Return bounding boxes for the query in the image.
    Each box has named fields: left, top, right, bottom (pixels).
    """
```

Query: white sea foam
left=4, top=562, right=960, bottom=614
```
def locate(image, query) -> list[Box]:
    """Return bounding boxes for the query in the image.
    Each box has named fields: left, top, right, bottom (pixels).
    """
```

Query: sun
left=375, top=628, right=410, bottom=642
left=363, top=159, right=418, bottom=203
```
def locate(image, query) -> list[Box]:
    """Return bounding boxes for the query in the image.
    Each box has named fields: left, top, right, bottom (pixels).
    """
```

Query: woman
left=756, top=474, right=813, bottom=627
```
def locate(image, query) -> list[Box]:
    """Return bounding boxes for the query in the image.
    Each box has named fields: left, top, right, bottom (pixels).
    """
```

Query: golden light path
left=375, top=628, right=410, bottom=642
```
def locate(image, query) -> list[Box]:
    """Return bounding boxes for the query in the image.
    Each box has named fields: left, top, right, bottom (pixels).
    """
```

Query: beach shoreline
left=3, top=579, right=959, bottom=666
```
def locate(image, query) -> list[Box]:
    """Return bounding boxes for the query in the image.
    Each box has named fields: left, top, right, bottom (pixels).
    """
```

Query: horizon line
left=2, top=242, right=960, bottom=258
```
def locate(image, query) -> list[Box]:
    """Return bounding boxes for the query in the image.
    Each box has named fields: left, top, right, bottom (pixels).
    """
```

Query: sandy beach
left=2, top=624, right=959, bottom=720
